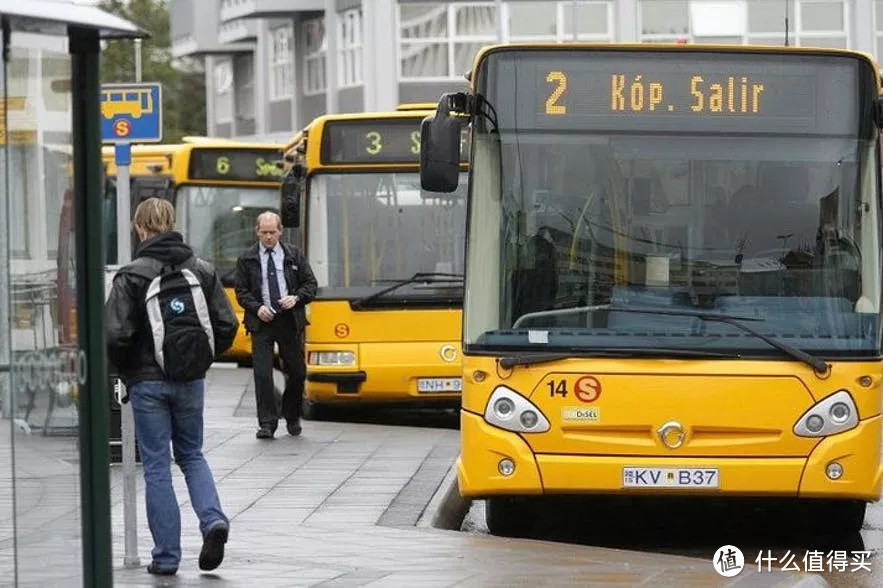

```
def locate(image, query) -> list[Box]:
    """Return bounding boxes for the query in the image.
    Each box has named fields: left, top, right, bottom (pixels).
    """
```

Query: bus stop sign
left=100, top=82, right=162, bottom=143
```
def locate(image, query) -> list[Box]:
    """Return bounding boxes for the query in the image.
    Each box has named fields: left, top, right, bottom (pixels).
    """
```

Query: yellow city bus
left=420, top=44, right=883, bottom=537
left=101, top=138, right=283, bottom=362
left=280, top=108, right=469, bottom=419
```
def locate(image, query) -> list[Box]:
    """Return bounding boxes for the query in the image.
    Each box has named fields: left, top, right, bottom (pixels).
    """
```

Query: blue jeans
left=130, top=379, right=228, bottom=570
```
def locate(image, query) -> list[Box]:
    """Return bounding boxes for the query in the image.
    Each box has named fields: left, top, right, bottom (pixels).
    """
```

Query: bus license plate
left=417, top=378, right=462, bottom=393
left=622, top=467, right=719, bottom=489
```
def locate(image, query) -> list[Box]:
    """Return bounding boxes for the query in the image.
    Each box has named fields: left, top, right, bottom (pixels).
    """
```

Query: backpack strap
left=119, top=257, right=164, bottom=281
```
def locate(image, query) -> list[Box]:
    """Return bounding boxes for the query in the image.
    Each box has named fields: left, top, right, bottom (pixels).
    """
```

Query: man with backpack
left=106, top=197, right=239, bottom=576
left=234, top=211, right=317, bottom=439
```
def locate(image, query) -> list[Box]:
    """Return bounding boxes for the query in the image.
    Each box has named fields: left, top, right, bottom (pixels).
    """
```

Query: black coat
left=106, top=231, right=239, bottom=387
left=233, top=242, right=318, bottom=334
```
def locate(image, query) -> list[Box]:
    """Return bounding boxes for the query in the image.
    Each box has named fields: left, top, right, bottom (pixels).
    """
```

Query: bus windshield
left=465, top=49, right=881, bottom=357
left=308, top=172, right=468, bottom=290
left=177, top=185, right=279, bottom=284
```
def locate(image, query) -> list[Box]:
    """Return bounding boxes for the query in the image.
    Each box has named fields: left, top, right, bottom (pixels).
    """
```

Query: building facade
left=172, top=0, right=883, bottom=141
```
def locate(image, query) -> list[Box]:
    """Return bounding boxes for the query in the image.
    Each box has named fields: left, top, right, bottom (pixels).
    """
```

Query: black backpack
left=127, top=257, right=215, bottom=381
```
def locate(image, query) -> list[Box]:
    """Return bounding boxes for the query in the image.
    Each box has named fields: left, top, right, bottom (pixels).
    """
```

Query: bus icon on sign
left=101, top=87, right=155, bottom=119
left=100, top=83, right=162, bottom=144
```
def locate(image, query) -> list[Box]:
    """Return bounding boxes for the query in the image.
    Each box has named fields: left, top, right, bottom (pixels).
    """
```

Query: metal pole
left=134, top=38, right=142, bottom=83
left=119, top=37, right=142, bottom=568
left=116, top=159, right=138, bottom=567
left=784, top=0, right=790, bottom=46
left=496, top=0, right=504, bottom=42
left=70, top=26, right=113, bottom=588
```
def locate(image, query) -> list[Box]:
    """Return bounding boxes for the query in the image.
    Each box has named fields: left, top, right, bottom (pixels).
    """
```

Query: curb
left=417, top=463, right=472, bottom=530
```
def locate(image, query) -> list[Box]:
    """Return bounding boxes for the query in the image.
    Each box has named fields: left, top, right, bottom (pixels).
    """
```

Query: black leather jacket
left=234, top=242, right=317, bottom=334
left=106, top=231, right=239, bottom=387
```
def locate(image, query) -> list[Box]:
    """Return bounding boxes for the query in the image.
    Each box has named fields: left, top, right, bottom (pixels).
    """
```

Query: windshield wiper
left=498, top=348, right=742, bottom=369
left=600, top=306, right=829, bottom=375
left=509, top=304, right=828, bottom=374
left=352, top=272, right=463, bottom=309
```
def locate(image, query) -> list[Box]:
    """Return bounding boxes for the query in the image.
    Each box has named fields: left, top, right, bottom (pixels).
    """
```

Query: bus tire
left=302, top=397, right=332, bottom=421
left=485, top=497, right=535, bottom=538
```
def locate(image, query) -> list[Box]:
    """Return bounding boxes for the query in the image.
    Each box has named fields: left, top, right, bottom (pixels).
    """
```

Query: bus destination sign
left=189, top=148, right=283, bottom=182
left=321, top=118, right=470, bottom=165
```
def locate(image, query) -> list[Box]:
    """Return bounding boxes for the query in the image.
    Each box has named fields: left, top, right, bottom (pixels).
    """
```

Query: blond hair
left=133, top=197, right=175, bottom=236
left=256, top=211, right=282, bottom=231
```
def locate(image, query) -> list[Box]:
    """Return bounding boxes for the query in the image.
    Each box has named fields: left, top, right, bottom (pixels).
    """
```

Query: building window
left=638, top=0, right=847, bottom=47
left=214, top=58, right=233, bottom=124
left=796, top=0, right=847, bottom=48
left=399, top=2, right=457, bottom=79
left=269, top=25, right=294, bottom=100
left=234, top=54, right=254, bottom=119
left=302, top=18, right=327, bottom=95
left=338, top=9, right=364, bottom=87
left=398, top=2, right=613, bottom=81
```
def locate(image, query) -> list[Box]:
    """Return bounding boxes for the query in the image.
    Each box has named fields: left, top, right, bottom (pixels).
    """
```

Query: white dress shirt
left=260, top=242, right=289, bottom=312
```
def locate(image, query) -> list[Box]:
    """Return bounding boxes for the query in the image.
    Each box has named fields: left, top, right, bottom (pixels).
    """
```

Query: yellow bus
left=101, top=138, right=283, bottom=362
left=280, top=108, right=469, bottom=419
left=420, top=44, right=883, bottom=537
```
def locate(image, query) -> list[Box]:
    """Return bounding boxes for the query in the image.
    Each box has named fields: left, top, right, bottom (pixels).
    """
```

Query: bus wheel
left=302, top=397, right=331, bottom=421
left=485, top=497, right=535, bottom=538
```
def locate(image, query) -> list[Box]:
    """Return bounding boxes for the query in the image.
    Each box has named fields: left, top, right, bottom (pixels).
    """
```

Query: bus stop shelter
left=0, top=2, right=141, bottom=586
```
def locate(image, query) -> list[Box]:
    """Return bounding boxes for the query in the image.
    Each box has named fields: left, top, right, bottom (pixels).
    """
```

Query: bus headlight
left=484, top=386, right=550, bottom=433
left=308, top=351, right=356, bottom=366
left=793, top=390, right=859, bottom=437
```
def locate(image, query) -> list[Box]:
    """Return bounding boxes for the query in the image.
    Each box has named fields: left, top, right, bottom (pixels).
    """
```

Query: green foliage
left=99, top=0, right=206, bottom=143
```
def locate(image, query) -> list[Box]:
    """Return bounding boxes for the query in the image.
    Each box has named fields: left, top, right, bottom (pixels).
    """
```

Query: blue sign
left=100, top=83, right=162, bottom=143
left=114, top=143, right=131, bottom=166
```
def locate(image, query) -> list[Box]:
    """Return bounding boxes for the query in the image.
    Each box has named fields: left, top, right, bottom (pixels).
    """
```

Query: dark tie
left=265, top=248, right=282, bottom=312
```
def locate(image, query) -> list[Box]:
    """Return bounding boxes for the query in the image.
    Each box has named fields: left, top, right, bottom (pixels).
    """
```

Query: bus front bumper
left=457, top=411, right=883, bottom=501
left=305, top=341, right=462, bottom=404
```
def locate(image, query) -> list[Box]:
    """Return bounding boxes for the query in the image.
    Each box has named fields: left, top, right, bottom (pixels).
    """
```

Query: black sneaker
left=255, top=427, right=274, bottom=439
left=286, top=420, right=302, bottom=436
left=146, top=562, right=177, bottom=575
left=199, top=522, right=229, bottom=571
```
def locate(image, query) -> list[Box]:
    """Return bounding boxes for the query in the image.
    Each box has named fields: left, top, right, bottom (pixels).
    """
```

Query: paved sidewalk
left=105, top=366, right=823, bottom=587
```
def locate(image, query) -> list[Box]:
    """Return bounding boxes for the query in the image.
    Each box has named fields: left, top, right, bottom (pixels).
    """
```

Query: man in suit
left=234, top=211, right=317, bottom=438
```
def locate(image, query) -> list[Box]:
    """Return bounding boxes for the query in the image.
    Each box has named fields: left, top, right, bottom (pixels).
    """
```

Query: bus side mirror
left=280, top=164, right=304, bottom=228
left=420, top=94, right=466, bottom=193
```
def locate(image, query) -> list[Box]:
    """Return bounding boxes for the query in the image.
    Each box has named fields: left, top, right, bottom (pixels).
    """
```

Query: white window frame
left=636, top=0, right=849, bottom=48
left=338, top=8, right=363, bottom=88
left=397, top=1, right=615, bottom=82
left=269, top=24, right=294, bottom=100
left=302, top=17, right=328, bottom=96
